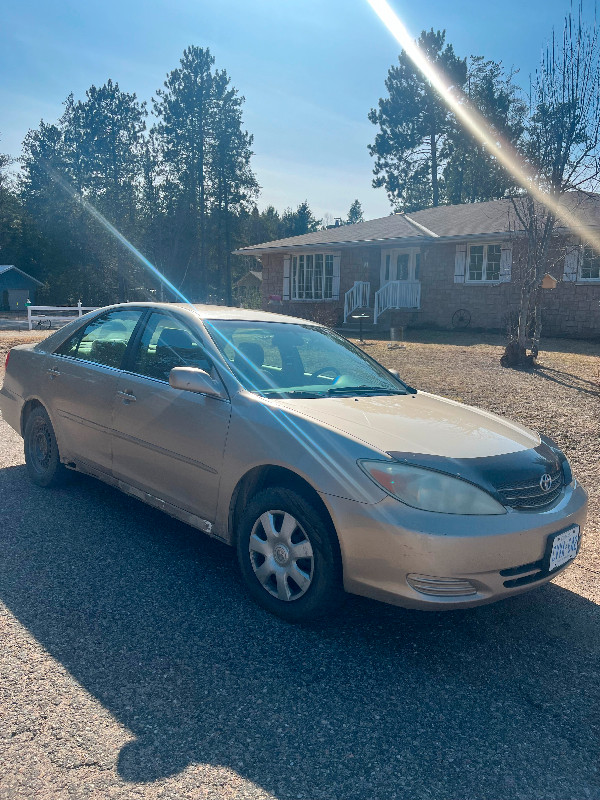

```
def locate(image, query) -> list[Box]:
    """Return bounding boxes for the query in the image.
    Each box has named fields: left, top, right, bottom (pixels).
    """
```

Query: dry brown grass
left=0, top=330, right=48, bottom=365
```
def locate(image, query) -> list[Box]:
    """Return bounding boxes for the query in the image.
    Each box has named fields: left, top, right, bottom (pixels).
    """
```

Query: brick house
left=234, top=195, right=600, bottom=338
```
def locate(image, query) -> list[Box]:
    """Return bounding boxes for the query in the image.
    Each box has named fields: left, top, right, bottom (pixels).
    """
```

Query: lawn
left=2, top=327, right=598, bottom=603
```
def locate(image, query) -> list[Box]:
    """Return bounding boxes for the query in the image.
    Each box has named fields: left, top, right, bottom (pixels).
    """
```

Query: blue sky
left=0, top=0, right=594, bottom=221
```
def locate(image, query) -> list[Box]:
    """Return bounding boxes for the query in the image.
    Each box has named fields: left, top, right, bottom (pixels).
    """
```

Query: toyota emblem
left=539, top=473, right=553, bottom=492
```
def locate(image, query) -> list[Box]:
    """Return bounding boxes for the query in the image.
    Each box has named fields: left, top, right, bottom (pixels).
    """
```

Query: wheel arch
left=20, top=397, right=45, bottom=436
left=228, top=465, right=341, bottom=557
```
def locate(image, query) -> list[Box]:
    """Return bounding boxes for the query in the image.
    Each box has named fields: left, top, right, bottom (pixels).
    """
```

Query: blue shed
left=0, top=266, right=43, bottom=311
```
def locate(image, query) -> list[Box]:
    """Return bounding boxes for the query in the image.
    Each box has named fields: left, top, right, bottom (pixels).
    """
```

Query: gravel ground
left=1, top=329, right=599, bottom=800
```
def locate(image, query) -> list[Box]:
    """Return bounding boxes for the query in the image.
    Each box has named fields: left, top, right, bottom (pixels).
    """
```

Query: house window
left=580, top=245, right=600, bottom=280
left=291, top=254, right=334, bottom=300
left=468, top=244, right=502, bottom=282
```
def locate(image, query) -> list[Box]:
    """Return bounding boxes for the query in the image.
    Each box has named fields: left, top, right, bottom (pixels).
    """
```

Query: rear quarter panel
left=0, top=346, right=56, bottom=438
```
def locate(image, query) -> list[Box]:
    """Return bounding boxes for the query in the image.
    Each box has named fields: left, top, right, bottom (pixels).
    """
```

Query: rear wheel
left=237, top=487, right=344, bottom=622
left=24, top=406, right=68, bottom=487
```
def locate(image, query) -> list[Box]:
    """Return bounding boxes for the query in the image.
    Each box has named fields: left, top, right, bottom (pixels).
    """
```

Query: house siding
left=260, top=241, right=600, bottom=339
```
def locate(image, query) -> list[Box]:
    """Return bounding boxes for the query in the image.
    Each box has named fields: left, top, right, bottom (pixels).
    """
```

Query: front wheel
left=236, top=487, right=344, bottom=622
left=24, top=406, right=68, bottom=487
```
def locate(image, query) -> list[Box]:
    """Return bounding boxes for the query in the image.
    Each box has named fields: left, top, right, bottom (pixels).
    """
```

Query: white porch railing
left=373, top=281, right=421, bottom=324
left=343, top=281, right=371, bottom=322
left=28, top=302, right=99, bottom=330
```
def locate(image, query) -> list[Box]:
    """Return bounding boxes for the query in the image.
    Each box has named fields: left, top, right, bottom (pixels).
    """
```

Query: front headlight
left=358, top=460, right=506, bottom=515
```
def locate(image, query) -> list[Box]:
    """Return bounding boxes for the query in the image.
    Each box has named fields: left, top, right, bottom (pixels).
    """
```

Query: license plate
left=548, top=525, right=580, bottom=572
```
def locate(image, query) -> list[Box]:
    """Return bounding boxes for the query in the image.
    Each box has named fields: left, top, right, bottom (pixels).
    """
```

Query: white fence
left=373, top=281, right=421, bottom=324
left=28, top=302, right=99, bottom=330
left=343, top=281, right=371, bottom=323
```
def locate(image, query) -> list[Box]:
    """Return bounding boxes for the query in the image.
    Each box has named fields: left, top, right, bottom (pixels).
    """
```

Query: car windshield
left=205, top=320, right=408, bottom=397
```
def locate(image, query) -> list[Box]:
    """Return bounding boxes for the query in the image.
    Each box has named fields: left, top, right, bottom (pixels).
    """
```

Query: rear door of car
left=110, top=310, right=232, bottom=523
left=44, top=308, right=145, bottom=476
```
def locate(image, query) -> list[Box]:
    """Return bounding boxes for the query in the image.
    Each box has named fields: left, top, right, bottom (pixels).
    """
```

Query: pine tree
left=210, top=69, right=258, bottom=304
left=443, top=58, right=525, bottom=205
left=369, top=29, right=467, bottom=210
left=153, top=46, right=216, bottom=299
left=346, top=199, right=364, bottom=225
left=70, top=80, right=147, bottom=299
left=280, top=201, right=321, bottom=237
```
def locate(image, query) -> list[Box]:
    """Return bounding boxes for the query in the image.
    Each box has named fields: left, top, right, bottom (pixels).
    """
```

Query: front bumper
left=323, top=481, right=588, bottom=610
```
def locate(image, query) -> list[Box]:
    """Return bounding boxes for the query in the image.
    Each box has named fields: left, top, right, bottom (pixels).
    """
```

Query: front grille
left=500, top=559, right=544, bottom=587
left=497, top=467, right=564, bottom=510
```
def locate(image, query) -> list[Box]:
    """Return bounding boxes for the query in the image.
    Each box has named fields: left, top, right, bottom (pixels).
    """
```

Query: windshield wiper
left=326, top=386, right=407, bottom=396
left=261, top=389, right=324, bottom=398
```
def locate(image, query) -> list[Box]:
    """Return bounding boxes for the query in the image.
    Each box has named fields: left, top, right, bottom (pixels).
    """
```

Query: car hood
left=272, top=391, right=540, bottom=459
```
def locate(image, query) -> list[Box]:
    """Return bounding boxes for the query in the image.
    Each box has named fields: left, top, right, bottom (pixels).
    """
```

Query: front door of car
left=110, top=310, right=232, bottom=523
left=46, top=308, right=145, bottom=475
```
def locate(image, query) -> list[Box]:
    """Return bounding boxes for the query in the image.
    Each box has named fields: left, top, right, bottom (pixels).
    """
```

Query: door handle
left=117, top=390, right=137, bottom=403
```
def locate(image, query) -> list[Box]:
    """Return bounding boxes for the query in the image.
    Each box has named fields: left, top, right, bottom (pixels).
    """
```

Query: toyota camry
left=0, top=303, right=587, bottom=621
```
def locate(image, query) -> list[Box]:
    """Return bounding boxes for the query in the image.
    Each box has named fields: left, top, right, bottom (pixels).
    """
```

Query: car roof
left=33, top=302, right=326, bottom=355
left=106, top=302, right=325, bottom=326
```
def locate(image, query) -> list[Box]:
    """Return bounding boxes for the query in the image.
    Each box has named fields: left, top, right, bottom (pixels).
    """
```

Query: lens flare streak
left=366, top=0, right=600, bottom=253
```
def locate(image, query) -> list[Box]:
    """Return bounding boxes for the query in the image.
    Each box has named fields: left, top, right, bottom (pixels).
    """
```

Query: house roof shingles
left=0, top=265, right=43, bottom=286
left=235, top=193, right=600, bottom=254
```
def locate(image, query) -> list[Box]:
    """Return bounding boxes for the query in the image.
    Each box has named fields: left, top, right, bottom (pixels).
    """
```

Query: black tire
left=24, top=406, right=68, bottom=488
left=236, top=487, right=344, bottom=622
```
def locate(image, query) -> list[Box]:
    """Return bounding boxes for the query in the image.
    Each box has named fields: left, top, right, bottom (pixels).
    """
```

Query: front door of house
left=380, top=249, right=421, bottom=286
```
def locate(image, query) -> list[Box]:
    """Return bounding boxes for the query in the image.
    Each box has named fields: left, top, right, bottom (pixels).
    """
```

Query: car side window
left=129, top=312, right=212, bottom=382
left=54, top=309, right=143, bottom=369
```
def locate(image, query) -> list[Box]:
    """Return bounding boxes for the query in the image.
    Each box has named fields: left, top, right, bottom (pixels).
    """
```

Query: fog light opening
left=407, top=574, right=478, bottom=597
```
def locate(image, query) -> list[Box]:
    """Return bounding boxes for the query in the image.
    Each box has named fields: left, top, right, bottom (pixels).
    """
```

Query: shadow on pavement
left=1, top=464, right=599, bottom=800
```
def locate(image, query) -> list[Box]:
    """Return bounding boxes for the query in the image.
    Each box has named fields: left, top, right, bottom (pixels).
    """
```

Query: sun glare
left=366, top=0, right=600, bottom=253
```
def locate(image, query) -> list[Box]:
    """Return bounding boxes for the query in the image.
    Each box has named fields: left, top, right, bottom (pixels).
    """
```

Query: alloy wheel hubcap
left=249, top=510, right=314, bottom=602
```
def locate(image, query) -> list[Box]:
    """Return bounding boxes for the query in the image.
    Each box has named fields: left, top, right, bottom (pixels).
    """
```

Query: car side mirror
left=169, top=367, right=224, bottom=398
left=388, top=368, right=401, bottom=379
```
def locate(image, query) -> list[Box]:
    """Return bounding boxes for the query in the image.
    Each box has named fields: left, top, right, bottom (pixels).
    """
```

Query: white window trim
left=289, top=251, right=340, bottom=301
left=466, top=242, right=503, bottom=283
left=578, top=243, right=600, bottom=282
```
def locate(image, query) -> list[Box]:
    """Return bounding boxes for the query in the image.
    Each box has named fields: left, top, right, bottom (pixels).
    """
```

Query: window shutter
left=563, top=245, right=580, bottom=282
left=283, top=256, right=291, bottom=299
left=499, top=243, right=512, bottom=282
left=454, top=244, right=467, bottom=283
left=332, top=254, right=341, bottom=300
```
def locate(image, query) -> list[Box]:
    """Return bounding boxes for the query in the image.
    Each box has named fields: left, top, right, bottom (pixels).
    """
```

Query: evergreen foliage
left=346, top=199, right=364, bottom=225
left=369, top=32, right=526, bottom=210
left=369, top=29, right=467, bottom=210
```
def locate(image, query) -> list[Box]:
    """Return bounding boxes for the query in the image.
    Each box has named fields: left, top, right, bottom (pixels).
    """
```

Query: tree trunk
left=501, top=285, right=533, bottom=368
left=430, top=128, right=439, bottom=207
left=531, top=291, right=543, bottom=360
left=224, top=193, right=232, bottom=306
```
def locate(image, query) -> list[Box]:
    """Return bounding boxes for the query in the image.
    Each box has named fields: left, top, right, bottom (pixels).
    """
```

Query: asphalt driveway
left=1, top=416, right=599, bottom=800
